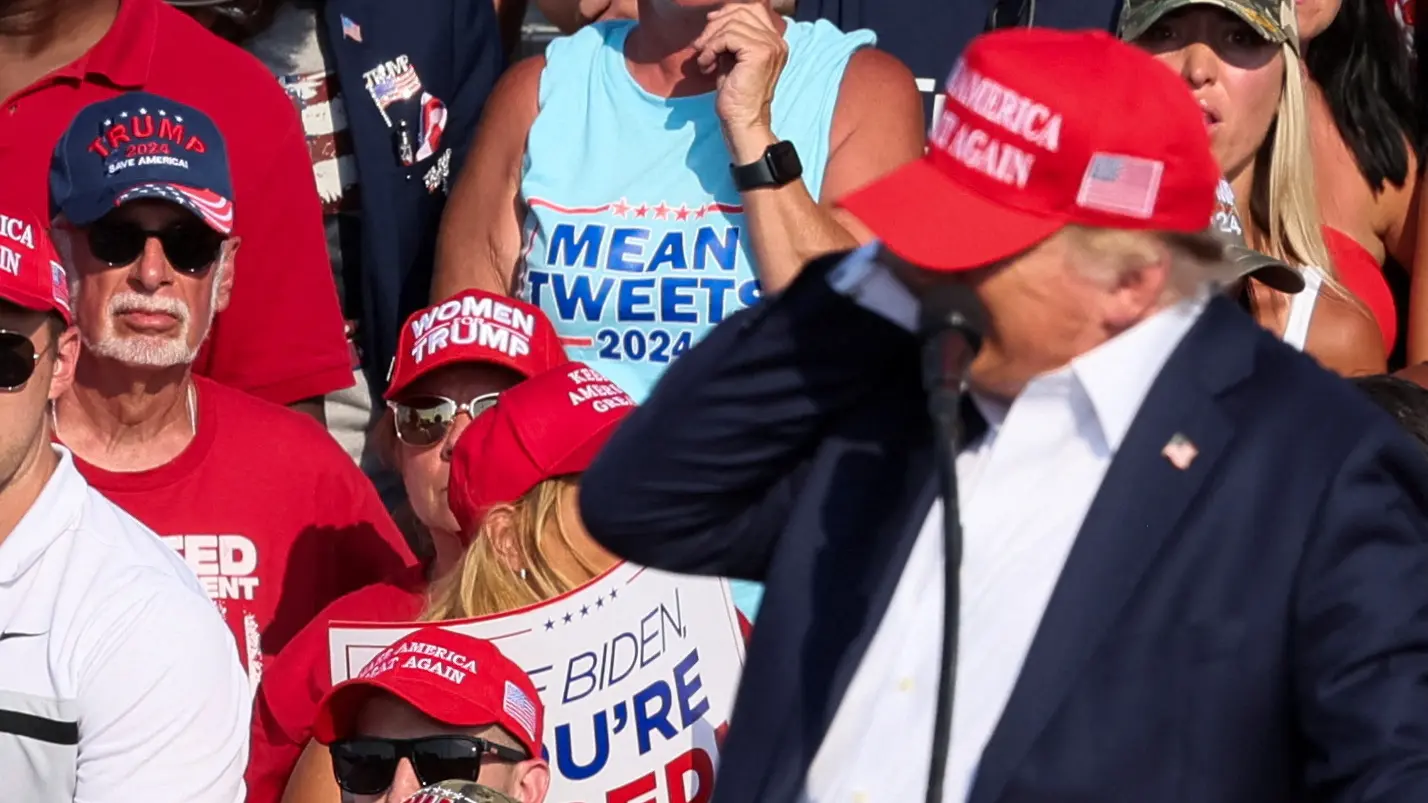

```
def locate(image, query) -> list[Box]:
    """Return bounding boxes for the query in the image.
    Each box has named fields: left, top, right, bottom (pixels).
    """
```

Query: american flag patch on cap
left=502, top=680, right=538, bottom=741
left=1075, top=153, right=1164, bottom=219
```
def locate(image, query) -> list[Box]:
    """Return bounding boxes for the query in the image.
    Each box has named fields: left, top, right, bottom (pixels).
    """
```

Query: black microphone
left=918, top=281, right=987, bottom=803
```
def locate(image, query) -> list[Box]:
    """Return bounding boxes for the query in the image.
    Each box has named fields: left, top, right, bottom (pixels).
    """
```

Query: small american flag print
left=502, top=680, right=538, bottom=741
left=372, top=67, right=422, bottom=110
left=1076, top=153, right=1164, bottom=219
left=1162, top=433, right=1198, bottom=470
left=341, top=15, right=362, bottom=42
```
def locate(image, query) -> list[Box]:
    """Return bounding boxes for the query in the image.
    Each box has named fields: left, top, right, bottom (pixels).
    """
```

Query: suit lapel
left=968, top=297, right=1256, bottom=803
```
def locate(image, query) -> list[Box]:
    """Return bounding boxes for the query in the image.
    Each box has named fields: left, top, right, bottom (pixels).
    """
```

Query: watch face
left=770, top=142, right=803, bottom=182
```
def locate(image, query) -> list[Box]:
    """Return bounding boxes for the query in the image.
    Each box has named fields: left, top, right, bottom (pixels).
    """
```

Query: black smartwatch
left=731, top=141, right=803, bottom=192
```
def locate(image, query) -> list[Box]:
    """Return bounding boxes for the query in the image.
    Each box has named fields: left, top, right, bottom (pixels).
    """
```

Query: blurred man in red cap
left=0, top=202, right=248, bottom=802
left=311, top=626, right=550, bottom=803
left=580, top=27, right=1428, bottom=803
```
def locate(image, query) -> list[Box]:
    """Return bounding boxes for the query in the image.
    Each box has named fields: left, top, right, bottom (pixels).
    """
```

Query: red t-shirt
left=246, top=577, right=753, bottom=803
left=0, top=0, right=351, bottom=405
left=68, top=376, right=417, bottom=688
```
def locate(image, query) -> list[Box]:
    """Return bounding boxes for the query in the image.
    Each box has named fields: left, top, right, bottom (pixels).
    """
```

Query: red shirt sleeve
left=195, top=105, right=353, bottom=406
left=328, top=462, right=422, bottom=594
left=260, top=427, right=418, bottom=656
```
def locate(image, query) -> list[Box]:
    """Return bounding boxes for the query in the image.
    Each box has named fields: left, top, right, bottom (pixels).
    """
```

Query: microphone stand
left=918, top=284, right=985, bottom=803
left=922, top=382, right=964, bottom=803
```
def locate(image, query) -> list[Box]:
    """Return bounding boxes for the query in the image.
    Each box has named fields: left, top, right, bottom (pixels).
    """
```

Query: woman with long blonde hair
left=1122, top=0, right=1388, bottom=375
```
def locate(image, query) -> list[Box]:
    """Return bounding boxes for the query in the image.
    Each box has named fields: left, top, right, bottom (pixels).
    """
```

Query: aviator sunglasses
left=330, top=735, right=528, bottom=795
left=87, top=217, right=226, bottom=274
left=388, top=392, right=501, bottom=447
left=0, top=331, right=40, bottom=391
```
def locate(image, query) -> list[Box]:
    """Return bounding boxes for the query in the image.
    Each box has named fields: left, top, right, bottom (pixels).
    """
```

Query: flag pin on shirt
left=1162, top=433, right=1198, bottom=470
left=341, top=15, right=362, bottom=42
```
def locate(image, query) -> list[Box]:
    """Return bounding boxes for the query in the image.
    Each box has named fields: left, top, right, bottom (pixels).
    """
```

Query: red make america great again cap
left=839, top=28, right=1219, bottom=271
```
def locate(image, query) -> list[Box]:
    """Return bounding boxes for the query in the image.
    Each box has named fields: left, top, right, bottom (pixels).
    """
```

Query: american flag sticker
left=503, top=680, right=538, bottom=741
left=50, top=261, right=70, bottom=312
left=1162, top=432, right=1198, bottom=470
left=1076, top=153, right=1164, bottom=219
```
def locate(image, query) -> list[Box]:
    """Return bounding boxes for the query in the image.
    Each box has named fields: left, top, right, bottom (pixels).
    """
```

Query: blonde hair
left=1060, top=225, right=1233, bottom=302
left=422, top=477, right=600, bottom=620
left=1253, top=43, right=1335, bottom=277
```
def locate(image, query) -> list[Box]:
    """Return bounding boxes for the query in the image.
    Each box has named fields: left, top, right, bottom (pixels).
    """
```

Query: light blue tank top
left=520, top=18, right=874, bottom=620
left=519, top=18, right=875, bottom=400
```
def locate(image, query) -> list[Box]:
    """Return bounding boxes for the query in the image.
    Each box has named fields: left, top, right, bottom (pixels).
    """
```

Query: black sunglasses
left=388, top=393, right=500, bottom=447
left=0, top=331, right=40, bottom=391
left=87, top=217, right=226, bottom=274
left=330, top=735, right=527, bottom=795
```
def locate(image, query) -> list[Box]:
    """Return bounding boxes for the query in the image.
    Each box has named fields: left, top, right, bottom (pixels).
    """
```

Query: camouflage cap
left=1208, top=178, right=1304, bottom=294
left=1119, top=0, right=1299, bottom=51
left=403, top=780, right=518, bottom=803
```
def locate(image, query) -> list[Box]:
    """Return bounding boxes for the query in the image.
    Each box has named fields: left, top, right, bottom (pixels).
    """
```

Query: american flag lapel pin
left=341, top=15, right=362, bottom=42
left=1162, top=432, right=1198, bottom=470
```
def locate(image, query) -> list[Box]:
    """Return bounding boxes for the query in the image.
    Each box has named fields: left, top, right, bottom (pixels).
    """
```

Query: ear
left=482, top=506, right=526, bottom=572
left=511, top=759, right=551, bottom=803
left=47, top=325, right=80, bottom=402
left=1104, top=244, right=1171, bottom=331
left=214, top=237, right=240, bottom=314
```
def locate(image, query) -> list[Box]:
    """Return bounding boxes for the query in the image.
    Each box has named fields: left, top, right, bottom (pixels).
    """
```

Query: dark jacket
left=322, top=0, right=504, bottom=392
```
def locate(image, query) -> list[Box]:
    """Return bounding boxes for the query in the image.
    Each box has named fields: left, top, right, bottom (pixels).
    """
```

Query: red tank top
left=1323, top=226, right=1396, bottom=353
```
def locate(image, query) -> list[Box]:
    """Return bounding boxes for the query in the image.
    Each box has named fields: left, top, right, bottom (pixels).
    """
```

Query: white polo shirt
left=0, top=446, right=248, bottom=803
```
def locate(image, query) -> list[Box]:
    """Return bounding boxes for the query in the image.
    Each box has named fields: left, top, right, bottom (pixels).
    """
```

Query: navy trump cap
left=49, top=91, right=235, bottom=235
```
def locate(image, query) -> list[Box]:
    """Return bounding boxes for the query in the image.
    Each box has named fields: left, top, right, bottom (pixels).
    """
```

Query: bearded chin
left=83, top=326, right=199, bottom=369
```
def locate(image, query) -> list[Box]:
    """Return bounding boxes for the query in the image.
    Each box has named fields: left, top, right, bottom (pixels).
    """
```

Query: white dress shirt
left=804, top=247, right=1208, bottom=803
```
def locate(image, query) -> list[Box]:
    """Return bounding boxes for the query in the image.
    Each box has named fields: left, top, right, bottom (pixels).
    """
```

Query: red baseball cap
left=448, top=361, right=635, bottom=535
left=385, top=290, right=567, bottom=400
left=312, top=626, right=544, bottom=757
left=0, top=207, right=72, bottom=325
left=838, top=28, right=1219, bottom=271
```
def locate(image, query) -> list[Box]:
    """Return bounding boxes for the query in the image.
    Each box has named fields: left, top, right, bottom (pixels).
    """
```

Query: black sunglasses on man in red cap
left=313, top=626, right=548, bottom=800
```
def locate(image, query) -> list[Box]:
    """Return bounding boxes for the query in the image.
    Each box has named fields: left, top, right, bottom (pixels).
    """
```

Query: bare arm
left=1399, top=154, right=1428, bottom=363
left=733, top=48, right=925, bottom=292
left=1307, top=291, right=1389, bottom=377
left=279, top=741, right=341, bottom=803
left=431, top=56, right=545, bottom=302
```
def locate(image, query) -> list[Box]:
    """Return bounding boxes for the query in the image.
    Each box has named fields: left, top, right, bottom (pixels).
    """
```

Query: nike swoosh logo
left=0, top=632, right=42, bottom=642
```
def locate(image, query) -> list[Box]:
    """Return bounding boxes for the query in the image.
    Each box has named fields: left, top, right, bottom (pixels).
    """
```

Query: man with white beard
left=46, top=91, right=419, bottom=692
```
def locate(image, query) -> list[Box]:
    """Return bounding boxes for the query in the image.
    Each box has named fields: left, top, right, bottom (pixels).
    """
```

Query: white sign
left=329, top=563, right=745, bottom=803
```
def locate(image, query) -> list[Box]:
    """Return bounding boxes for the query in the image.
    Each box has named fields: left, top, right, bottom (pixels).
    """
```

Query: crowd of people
left=0, top=0, right=1425, bottom=800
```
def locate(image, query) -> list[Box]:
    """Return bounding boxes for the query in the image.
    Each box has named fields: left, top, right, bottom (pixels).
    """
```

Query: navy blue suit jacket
left=321, top=0, right=503, bottom=392
left=580, top=252, right=1428, bottom=803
